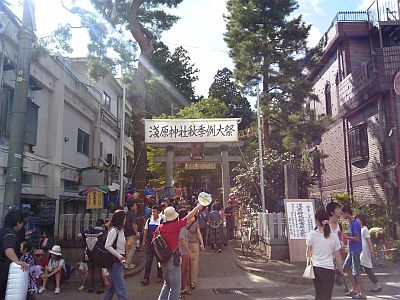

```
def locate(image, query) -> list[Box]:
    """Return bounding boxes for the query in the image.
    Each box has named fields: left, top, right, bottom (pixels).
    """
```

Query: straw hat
left=163, top=206, right=179, bottom=222
left=49, top=245, right=62, bottom=256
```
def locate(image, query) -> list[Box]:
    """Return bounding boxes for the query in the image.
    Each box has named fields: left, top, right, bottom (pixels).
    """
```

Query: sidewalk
left=63, top=249, right=145, bottom=289
left=231, top=240, right=400, bottom=286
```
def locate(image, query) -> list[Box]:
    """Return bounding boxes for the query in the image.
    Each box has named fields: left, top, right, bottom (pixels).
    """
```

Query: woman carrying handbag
left=306, top=209, right=344, bottom=300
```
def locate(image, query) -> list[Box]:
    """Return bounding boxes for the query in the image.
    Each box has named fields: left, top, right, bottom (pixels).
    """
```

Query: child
left=20, top=242, right=39, bottom=300
left=39, top=245, right=66, bottom=294
left=39, top=232, right=49, bottom=251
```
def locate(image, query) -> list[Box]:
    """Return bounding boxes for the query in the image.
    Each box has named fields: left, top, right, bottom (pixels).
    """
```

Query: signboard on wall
left=284, top=199, right=315, bottom=262
left=145, top=119, right=240, bottom=143
left=86, top=189, right=105, bottom=209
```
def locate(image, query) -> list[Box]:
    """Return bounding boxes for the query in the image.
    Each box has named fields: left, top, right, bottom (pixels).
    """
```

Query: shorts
left=343, top=252, right=362, bottom=276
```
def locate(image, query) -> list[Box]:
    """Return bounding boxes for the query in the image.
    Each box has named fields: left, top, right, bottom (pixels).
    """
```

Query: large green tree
left=208, top=68, right=255, bottom=130
left=146, top=41, right=199, bottom=116
left=224, top=0, right=314, bottom=152
left=64, top=0, right=186, bottom=190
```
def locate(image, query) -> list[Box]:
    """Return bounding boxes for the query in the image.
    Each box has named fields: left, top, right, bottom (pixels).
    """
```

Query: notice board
left=284, top=199, right=315, bottom=262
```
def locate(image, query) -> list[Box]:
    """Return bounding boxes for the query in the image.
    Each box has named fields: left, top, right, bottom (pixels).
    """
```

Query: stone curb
left=232, top=252, right=313, bottom=286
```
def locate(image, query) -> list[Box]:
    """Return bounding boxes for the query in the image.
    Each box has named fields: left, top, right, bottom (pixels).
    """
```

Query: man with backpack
left=140, top=205, right=163, bottom=286
left=80, top=219, right=105, bottom=294
left=156, top=204, right=204, bottom=300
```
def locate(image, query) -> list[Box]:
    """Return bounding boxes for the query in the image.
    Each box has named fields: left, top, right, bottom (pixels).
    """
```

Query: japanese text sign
left=285, top=201, right=315, bottom=240
left=86, top=190, right=104, bottom=209
left=145, top=119, right=240, bottom=143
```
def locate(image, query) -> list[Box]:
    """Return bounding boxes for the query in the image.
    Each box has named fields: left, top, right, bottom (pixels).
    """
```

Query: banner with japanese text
left=145, top=119, right=240, bottom=143
left=285, top=201, right=315, bottom=240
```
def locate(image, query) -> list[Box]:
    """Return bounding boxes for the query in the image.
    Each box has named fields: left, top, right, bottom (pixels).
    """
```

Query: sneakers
left=78, top=285, right=86, bottom=291
left=345, top=291, right=358, bottom=297
left=217, top=248, right=222, bottom=253
left=352, top=293, right=367, bottom=299
left=140, top=279, right=149, bottom=286
left=54, top=288, right=61, bottom=294
left=126, top=263, right=136, bottom=269
left=38, top=287, right=46, bottom=294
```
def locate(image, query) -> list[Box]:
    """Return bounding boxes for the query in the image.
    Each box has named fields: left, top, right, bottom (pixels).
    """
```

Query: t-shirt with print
left=306, top=230, right=341, bottom=270
left=179, top=228, right=189, bottom=256
left=144, top=216, right=162, bottom=242
left=360, top=226, right=372, bottom=268
left=349, top=219, right=362, bottom=253
left=125, top=210, right=137, bottom=237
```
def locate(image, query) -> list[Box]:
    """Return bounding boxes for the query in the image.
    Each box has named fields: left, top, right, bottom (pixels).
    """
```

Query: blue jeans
left=158, top=255, right=181, bottom=300
left=103, top=262, right=128, bottom=300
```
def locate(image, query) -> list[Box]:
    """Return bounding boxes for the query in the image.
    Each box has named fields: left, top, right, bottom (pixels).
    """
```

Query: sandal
left=180, top=289, right=192, bottom=295
left=190, top=282, right=196, bottom=289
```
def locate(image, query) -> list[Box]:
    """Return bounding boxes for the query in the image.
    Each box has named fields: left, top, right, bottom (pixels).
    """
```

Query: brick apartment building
left=308, top=0, right=400, bottom=220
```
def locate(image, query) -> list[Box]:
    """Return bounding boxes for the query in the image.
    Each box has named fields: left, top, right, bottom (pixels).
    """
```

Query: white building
left=0, top=4, right=134, bottom=236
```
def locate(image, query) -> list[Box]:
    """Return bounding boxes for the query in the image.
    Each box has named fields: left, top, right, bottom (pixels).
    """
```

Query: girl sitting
left=39, top=245, right=66, bottom=294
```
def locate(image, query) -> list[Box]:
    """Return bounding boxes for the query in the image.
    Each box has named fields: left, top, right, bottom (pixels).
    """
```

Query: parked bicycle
left=239, top=206, right=259, bottom=256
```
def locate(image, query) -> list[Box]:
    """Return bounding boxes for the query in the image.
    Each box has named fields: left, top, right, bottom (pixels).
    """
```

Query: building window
left=348, top=123, right=369, bottom=163
left=0, top=86, right=38, bottom=145
left=102, top=92, right=111, bottom=111
left=324, top=83, right=332, bottom=116
left=64, top=180, right=80, bottom=192
left=77, top=129, right=90, bottom=156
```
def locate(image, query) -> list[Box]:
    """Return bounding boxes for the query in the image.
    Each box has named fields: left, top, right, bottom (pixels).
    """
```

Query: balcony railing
left=338, top=46, right=400, bottom=107
left=367, top=0, right=399, bottom=23
left=319, top=11, right=368, bottom=48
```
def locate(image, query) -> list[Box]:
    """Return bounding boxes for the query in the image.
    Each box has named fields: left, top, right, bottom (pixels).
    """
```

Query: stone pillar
left=221, top=146, right=230, bottom=208
left=165, top=146, right=174, bottom=188
left=284, top=163, right=298, bottom=199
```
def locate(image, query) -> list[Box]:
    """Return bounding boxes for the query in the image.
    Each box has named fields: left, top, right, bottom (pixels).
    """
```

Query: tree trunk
left=128, top=0, right=155, bottom=192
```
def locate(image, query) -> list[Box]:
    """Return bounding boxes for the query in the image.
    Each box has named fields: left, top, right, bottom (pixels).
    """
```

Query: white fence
left=58, top=212, right=110, bottom=240
left=257, top=212, right=288, bottom=244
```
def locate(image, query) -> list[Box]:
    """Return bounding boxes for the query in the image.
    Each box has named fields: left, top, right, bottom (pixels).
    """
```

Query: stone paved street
left=36, top=245, right=400, bottom=299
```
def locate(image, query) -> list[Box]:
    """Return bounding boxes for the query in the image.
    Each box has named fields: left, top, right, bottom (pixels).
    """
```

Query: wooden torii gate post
left=152, top=142, right=243, bottom=207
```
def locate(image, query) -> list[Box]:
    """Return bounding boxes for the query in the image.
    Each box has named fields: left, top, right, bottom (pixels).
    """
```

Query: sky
left=10, top=0, right=376, bottom=102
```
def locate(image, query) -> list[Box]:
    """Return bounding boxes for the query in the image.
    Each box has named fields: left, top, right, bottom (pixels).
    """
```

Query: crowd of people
left=306, top=202, right=387, bottom=300
left=0, top=192, right=238, bottom=300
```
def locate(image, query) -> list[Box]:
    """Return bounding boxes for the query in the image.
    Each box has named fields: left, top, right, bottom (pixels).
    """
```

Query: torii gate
left=145, top=119, right=243, bottom=207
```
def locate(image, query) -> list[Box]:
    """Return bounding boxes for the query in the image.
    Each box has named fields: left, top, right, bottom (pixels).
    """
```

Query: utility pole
left=119, top=84, right=126, bottom=207
left=257, top=85, right=266, bottom=212
left=3, top=0, right=35, bottom=215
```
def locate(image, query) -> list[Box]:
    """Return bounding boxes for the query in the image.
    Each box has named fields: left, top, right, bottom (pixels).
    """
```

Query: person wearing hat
left=39, top=245, right=66, bottom=294
left=157, top=204, right=204, bottom=300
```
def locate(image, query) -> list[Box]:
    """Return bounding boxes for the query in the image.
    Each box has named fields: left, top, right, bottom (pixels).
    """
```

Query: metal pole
left=4, top=0, right=35, bottom=214
left=257, top=85, right=266, bottom=212
left=119, top=84, right=126, bottom=207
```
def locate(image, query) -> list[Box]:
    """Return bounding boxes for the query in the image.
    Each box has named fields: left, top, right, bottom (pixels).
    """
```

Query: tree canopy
left=208, top=68, right=255, bottom=130
left=224, top=0, right=326, bottom=155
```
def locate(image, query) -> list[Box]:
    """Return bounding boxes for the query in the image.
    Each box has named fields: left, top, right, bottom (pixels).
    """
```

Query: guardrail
left=257, top=212, right=287, bottom=244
